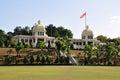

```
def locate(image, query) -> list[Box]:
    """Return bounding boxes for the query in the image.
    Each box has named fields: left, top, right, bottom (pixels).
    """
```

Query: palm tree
left=15, top=42, right=24, bottom=56
left=24, top=42, right=31, bottom=48
left=101, top=43, right=118, bottom=65
left=83, top=44, right=94, bottom=65
left=55, top=37, right=64, bottom=56
left=55, top=36, right=71, bottom=56
left=55, top=36, right=79, bottom=65
left=93, top=45, right=101, bottom=65
left=37, top=41, right=46, bottom=51
left=106, top=43, right=118, bottom=65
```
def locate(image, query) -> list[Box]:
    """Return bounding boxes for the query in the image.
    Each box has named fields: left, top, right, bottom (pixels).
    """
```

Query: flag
left=80, top=12, right=86, bottom=19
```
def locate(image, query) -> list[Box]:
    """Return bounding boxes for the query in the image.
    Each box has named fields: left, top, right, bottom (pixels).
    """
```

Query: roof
left=81, top=25, right=93, bottom=36
left=32, top=20, right=46, bottom=32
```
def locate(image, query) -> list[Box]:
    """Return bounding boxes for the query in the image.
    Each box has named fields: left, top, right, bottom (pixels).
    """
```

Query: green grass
left=0, top=66, right=120, bottom=80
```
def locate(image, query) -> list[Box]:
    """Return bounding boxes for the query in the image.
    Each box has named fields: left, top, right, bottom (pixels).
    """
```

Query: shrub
left=41, top=56, right=45, bottom=64
left=36, top=55, right=40, bottom=64
left=23, top=56, right=28, bottom=64
left=30, top=55, right=34, bottom=64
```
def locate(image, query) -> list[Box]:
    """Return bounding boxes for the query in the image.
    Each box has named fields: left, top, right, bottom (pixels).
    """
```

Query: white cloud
left=110, top=16, right=120, bottom=23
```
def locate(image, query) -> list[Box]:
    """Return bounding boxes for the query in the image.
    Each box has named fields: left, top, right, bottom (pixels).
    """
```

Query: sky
left=0, top=0, right=120, bottom=39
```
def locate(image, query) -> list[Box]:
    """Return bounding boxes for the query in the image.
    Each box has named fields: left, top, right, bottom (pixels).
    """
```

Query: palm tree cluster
left=82, top=42, right=120, bottom=65
left=3, top=52, right=70, bottom=65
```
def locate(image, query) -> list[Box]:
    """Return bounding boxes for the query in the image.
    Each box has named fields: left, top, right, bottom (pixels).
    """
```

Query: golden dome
left=32, top=20, right=46, bottom=32
left=82, top=25, right=93, bottom=36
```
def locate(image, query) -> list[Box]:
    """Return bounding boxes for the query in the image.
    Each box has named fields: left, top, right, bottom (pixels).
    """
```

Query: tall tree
left=97, top=35, right=108, bottom=42
left=3, top=35, right=10, bottom=47
left=57, top=26, right=73, bottom=38
left=112, top=37, right=120, bottom=46
left=7, top=32, right=13, bottom=38
left=62, top=29, right=73, bottom=38
left=13, top=26, right=22, bottom=35
left=0, top=29, right=5, bottom=47
left=22, top=26, right=32, bottom=35
left=45, top=24, right=57, bottom=37
left=13, top=26, right=31, bottom=35
left=46, top=25, right=73, bottom=38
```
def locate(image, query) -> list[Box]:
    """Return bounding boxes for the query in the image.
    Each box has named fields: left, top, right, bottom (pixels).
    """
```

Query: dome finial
left=81, top=25, right=93, bottom=37
left=86, top=25, right=89, bottom=29
left=38, top=20, right=40, bottom=25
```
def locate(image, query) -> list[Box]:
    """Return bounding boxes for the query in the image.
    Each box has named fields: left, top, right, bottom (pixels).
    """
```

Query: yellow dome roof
left=32, top=20, right=46, bottom=32
left=82, top=25, right=93, bottom=36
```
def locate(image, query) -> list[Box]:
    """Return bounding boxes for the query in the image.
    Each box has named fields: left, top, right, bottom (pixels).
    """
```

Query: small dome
left=32, top=20, right=46, bottom=32
left=82, top=25, right=93, bottom=36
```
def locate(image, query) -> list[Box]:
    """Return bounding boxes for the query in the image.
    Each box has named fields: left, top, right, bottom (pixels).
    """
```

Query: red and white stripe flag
left=80, top=12, right=86, bottom=19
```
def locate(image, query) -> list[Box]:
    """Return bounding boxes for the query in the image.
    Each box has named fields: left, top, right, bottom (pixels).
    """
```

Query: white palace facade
left=13, top=20, right=100, bottom=49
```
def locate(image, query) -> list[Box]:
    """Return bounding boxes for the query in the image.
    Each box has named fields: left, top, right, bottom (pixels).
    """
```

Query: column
left=35, top=38, right=37, bottom=47
left=86, top=41, right=88, bottom=45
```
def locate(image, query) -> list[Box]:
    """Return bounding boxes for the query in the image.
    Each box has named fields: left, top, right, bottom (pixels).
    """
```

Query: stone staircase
left=60, top=51, right=79, bottom=65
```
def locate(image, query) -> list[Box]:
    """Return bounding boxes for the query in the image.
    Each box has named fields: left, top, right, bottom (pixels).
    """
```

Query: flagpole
left=80, top=12, right=87, bottom=28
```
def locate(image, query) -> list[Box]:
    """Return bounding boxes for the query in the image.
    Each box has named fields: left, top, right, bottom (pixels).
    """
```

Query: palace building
left=71, top=25, right=100, bottom=49
left=13, top=20, right=100, bottom=49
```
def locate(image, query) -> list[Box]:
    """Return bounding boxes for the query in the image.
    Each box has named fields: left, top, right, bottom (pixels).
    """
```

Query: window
left=25, top=39, right=28, bottom=42
left=79, top=42, right=82, bottom=45
left=29, top=39, right=32, bottom=43
left=21, top=39, right=24, bottom=43
left=88, top=36, right=89, bottom=39
left=82, top=36, right=85, bottom=39
left=88, top=36, right=93, bottom=39
left=38, top=32, right=39, bottom=35
left=73, top=42, right=75, bottom=44
left=38, top=32, right=44, bottom=36
left=88, top=42, right=93, bottom=45
left=91, top=36, right=93, bottom=39
left=83, top=42, right=86, bottom=45
left=41, top=32, right=44, bottom=36
left=34, top=39, right=35, bottom=42
left=51, top=40, right=54, bottom=43
left=32, top=32, right=35, bottom=36
left=76, top=42, right=78, bottom=45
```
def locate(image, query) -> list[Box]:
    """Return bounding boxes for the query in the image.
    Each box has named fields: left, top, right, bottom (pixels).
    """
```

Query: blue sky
left=0, top=0, right=120, bottom=39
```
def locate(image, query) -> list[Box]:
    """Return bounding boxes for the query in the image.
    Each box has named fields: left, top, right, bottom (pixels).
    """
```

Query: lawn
left=0, top=66, right=120, bottom=80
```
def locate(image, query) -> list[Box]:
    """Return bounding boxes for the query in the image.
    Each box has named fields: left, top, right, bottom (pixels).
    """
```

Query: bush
left=41, top=56, right=45, bottom=64
left=65, top=56, right=69, bottom=64
left=54, top=57, right=59, bottom=64
left=30, top=55, right=34, bottom=64
left=36, top=55, right=40, bottom=64
left=23, top=56, right=28, bottom=64
left=46, top=56, right=51, bottom=64
left=4, top=57, right=12, bottom=64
